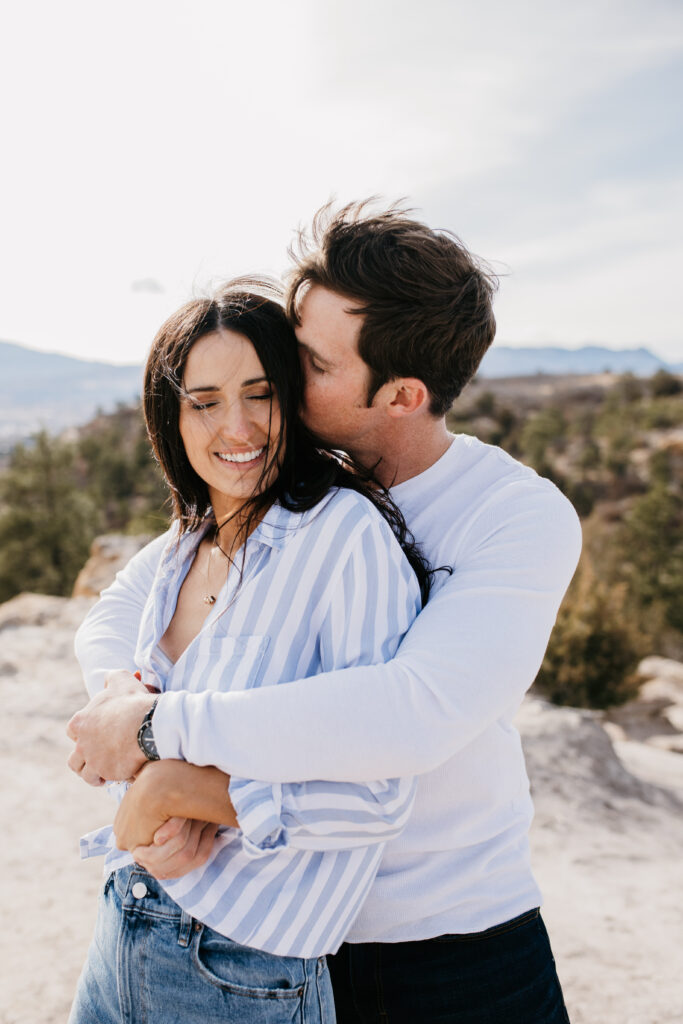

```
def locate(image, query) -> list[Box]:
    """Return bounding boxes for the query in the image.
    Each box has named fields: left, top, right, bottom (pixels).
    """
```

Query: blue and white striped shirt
left=80, top=487, right=420, bottom=957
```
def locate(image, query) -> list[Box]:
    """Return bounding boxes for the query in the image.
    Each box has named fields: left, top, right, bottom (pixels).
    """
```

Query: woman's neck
left=210, top=498, right=271, bottom=556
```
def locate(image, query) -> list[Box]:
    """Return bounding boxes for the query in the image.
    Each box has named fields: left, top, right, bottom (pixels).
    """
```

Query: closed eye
left=303, top=352, right=326, bottom=374
left=188, top=400, right=218, bottom=411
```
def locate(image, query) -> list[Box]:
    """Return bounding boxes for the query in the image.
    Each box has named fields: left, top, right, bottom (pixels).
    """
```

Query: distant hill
left=1, top=338, right=681, bottom=451
left=479, top=345, right=678, bottom=378
left=0, top=340, right=142, bottom=451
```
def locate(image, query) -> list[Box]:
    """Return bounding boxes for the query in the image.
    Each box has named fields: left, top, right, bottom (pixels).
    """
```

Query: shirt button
left=132, top=882, right=147, bottom=899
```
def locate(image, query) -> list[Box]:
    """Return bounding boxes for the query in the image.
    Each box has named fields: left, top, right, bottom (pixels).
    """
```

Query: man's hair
left=286, top=200, right=498, bottom=416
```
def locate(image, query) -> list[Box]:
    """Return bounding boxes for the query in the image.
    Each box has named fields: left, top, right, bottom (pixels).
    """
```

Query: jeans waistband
left=110, top=863, right=194, bottom=944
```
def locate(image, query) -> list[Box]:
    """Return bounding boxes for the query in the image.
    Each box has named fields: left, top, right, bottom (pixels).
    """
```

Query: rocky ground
left=1, top=537, right=682, bottom=1023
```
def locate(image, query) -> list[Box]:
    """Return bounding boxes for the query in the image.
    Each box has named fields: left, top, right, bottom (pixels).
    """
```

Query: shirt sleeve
left=226, top=515, right=421, bottom=857
left=153, top=481, right=582, bottom=783
left=74, top=532, right=168, bottom=696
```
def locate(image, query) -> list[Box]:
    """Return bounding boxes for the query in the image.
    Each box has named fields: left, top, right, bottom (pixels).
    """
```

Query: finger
left=148, top=820, right=192, bottom=861
left=66, top=714, right=80, bottom=741
left=80, top=764, right=106, bottom=787
left=131, top=841, right=182, bottom=879
left=154, top=816, right=189, bottom=846
left=104, top=669, right=139, bottom=694
left=130, top=844, right=156, bottom=873
left=67, top=747, right=85, bottom=774
left=132, top=828, right=207, bottom=880
left=194, top=822, right=219, bottom=864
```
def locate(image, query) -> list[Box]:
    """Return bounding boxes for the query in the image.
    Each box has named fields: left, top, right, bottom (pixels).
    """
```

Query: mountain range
left=0, top=341, right=142, bottom=450
left=1, top=338, right=681, bottom=450
left=479, top=344, right=683, bottom=378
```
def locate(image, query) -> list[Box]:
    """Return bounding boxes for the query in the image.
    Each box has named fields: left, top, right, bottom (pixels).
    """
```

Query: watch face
left=141, top=723, right=159, bottom=760
left=138, top=704, right=160, bottom=761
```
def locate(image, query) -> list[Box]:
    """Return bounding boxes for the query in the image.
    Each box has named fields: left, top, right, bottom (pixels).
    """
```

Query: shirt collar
left=165, top=500, right=310, bottom=564
left=251, top=501, right=306, bottom=550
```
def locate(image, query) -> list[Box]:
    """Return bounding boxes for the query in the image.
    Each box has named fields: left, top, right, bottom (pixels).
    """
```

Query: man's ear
left=383, top=378, right=430, bottom=418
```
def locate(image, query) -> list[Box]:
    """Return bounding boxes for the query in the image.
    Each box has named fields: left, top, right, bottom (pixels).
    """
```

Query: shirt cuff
left=151, top=690, right=187, bottom=760
left=229, top=778, right=287, bottom=858
left=80, top=825, right=114, bottom=860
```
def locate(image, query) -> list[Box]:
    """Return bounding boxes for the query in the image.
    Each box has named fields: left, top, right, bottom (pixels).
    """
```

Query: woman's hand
left=131, top=818, right=220, bottom=880
left=113, top=762, right=169, bottom=851
left=113, top=759, right=238, bottom=853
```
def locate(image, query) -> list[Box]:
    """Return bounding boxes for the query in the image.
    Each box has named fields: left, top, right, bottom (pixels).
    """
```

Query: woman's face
left=178, top=329, right=281, bottom=523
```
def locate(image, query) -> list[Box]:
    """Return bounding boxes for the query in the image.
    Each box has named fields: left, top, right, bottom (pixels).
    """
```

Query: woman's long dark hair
left=144, top=277, right=433, bottom=603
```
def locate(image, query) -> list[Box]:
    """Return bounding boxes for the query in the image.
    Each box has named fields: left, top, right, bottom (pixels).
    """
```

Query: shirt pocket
left=176, top=634, right=270, bottom=693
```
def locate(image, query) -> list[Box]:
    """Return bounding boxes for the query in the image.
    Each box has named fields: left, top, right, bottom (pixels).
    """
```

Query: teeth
left=216, top=448, right=264, bottom=464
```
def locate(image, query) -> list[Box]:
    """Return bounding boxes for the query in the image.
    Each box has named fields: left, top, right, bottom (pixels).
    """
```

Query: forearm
left=143, top=760, right=238, bottom=828
left=153, top=587, right=561, bottom=781
left=154, top=494, right=582, bottom=783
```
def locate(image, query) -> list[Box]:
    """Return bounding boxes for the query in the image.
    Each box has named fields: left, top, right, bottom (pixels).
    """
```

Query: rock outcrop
left=71, top=533, right=152, bottom=598
left=604, top=655, right=683, bottom=753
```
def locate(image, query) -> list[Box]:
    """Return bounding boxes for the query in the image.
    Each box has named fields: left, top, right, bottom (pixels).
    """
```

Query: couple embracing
left=67, top=200, right=580, bottom=1023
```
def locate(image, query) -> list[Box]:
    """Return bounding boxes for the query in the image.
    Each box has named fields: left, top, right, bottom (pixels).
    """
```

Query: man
left=68, top=201, right=580, bottom=1022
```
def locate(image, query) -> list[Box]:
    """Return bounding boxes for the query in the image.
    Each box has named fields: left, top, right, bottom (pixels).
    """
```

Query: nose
left=212, top=398, right=257, bottom=443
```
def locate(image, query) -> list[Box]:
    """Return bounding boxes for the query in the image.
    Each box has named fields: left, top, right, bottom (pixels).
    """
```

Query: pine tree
left=0, top=432, right=98, bottom=601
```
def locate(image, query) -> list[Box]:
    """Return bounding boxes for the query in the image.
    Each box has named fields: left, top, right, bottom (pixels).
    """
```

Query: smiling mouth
left=215, top=447, right=266, bottom=465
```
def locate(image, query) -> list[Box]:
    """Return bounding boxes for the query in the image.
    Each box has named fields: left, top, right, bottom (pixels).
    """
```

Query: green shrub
left=535, top=557, right=645, bottom=708
left=0, top=432, right=98, bottom=601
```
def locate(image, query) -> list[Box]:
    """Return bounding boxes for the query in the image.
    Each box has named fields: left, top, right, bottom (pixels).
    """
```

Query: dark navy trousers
left=328, top=909, right=570, bottom=1023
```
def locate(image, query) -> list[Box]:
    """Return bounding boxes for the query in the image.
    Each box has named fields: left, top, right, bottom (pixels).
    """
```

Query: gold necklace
left=203, top=525, right=233, bottom=605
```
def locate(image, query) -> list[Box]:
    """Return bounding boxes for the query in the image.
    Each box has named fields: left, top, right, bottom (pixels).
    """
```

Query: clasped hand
left=67, top=671, right=218, bottom=879
left=114, top=763, right=219, bottom=879
left=66, top=669, right=155, bottom=784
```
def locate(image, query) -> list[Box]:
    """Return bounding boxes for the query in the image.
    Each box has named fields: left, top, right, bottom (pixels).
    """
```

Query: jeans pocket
left=192, top=924, right=305, bottom=1000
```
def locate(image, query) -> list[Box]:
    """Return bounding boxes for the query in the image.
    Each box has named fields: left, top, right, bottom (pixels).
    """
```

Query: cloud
left=131, top=278, right=165, bottom=294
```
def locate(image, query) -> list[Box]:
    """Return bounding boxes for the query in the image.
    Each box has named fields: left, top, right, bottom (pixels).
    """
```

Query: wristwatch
left=137, top=698, right=160, bottom=761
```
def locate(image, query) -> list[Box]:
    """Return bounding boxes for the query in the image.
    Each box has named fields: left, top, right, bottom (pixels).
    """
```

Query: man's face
left=295, top=285, right=382, bottom=457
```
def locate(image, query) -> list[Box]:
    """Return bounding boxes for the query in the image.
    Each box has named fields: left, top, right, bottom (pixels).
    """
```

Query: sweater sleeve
left=153, top=483, right=582, bottom=782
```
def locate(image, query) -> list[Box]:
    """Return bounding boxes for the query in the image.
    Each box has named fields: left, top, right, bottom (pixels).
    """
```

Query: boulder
left=603, top=656, right=683, bottom=751
left=71, top=534, right=152, bottom=598
left=637, top=655, right=683, bottom=689
left=516, top=698, right=682, bottom=822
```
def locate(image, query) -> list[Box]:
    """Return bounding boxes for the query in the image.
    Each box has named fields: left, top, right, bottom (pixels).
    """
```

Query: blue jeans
left=328, top=909, right=570, bottom=1023
left=69, top=864, right=336, bottom=1024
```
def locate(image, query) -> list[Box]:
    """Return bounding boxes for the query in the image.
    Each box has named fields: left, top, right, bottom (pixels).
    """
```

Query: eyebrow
left=297, top=342, right=335, bottom=369
left=186, top=376, right=271, bottom=393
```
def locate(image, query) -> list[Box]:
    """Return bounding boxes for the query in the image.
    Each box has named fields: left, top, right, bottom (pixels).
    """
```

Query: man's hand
left=67, top=670, right=155, bottom=782
left=131, top=818, right=219, bottom=880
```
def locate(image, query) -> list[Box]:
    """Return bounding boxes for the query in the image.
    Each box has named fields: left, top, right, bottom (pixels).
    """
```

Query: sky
left=1, top=0, right=681, bottom=365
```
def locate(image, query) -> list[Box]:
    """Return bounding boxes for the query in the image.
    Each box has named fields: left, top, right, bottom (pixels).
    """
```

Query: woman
left=70, top=280, right=429, bottom=1024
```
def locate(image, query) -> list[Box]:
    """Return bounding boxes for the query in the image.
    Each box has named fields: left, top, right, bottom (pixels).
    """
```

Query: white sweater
left=75, top=434, right=582, bottom=941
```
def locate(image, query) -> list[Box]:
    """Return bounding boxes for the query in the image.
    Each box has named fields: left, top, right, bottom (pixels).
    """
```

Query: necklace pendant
left=204, top=595, right=216, bottom=605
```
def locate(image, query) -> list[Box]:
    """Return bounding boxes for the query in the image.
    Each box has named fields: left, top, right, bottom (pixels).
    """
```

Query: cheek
left=303, top=374, right=330, bottom=408
left=178, top=415, right=209, bottom=469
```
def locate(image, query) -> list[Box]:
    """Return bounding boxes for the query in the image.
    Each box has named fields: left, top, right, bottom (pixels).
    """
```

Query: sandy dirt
left=1, top=595, right=682, bottom=1024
